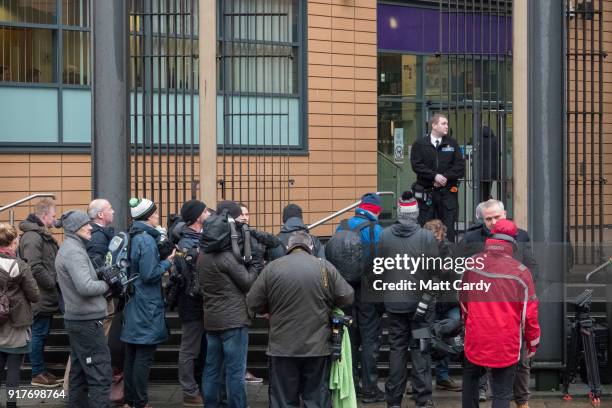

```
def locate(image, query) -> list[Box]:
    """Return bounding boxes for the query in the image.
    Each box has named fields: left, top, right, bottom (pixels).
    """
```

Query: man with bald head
left=86, top=199, right=115, bottom=268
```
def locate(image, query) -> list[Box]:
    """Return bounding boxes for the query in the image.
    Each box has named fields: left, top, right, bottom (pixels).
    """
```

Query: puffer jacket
left=0, top=253, right=40, bottom=328
left=379, top=218, right=440, bottom=314
left=197, top=250, right=259, bottom=332
left=18, top=215, right=59, bottom=316
left=121, top=221, right=172, bottom=345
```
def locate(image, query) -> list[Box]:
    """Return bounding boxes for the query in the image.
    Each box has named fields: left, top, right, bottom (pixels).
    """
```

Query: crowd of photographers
left=0, top=193, right=540, bottom=408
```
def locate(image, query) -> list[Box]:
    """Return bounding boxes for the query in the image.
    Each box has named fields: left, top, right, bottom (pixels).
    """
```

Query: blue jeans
left=203, top=327, right=248, bottom=408
left=30, top=315, right=52, bottom=376
left=435, top=305, right=460, bottom=381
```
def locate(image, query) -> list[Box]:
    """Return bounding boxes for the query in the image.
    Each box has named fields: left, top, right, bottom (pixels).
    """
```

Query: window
left=217, top=0, right=303, bottom=150
left=128, top=0, right=200, bottom=147
left=0, top=0, right=91, bottom=144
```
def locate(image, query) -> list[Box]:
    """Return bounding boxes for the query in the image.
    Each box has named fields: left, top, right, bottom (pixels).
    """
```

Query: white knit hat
left=129, top=197, right=157, bottom=220
left=398, top=191, right=419, bottom=220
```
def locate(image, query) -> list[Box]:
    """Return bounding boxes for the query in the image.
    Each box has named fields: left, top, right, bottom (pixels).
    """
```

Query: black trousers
left=123, top=343, right=157, bottom=408
left=0, top=352, right=23, bottom=403
left=64, top=319, right=112, bottom=408
left=346, top=283, right=382, bottom=396
left=385, top=312, right=433, bottom=406
left=269, top=356, right=331, bottom=408
left=462, top=358, right=516, bottom=408
left=418, top=188, right=458, bottom=241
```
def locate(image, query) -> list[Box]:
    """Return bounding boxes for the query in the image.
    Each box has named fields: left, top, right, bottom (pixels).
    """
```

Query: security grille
left=565, top=0, right=607, bottom=266
left=128, top=0, right=199, bottom=222
left=216, top=0, right=300, bottom=231
left=432, top=0, right=513, bottom=232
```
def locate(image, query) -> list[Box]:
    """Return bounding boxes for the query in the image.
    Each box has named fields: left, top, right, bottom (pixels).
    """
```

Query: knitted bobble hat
left=129, top=197, right=157, bottom=221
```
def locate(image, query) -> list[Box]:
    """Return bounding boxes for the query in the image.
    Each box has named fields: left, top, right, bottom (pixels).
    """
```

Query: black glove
left=157, top=240, right=175, bottom=260
left=251, top=229, right=283, bottom=250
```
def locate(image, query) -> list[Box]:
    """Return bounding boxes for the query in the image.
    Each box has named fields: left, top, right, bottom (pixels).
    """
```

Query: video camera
left=411, top=318, right=464, bottom=361
left=96, top=232, right=137, bottom=299
left=330, top=314, right=353, bottom=361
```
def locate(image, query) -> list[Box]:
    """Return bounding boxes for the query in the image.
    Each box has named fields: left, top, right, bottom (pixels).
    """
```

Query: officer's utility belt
left=412, top=183, right=458, bottom=202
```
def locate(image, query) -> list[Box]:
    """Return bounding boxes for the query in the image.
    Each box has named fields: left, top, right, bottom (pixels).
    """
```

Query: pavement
left=3, top=380, right=612, bottom=407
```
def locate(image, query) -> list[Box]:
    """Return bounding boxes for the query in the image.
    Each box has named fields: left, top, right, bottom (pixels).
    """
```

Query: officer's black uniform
left=410, top=134, right=465, bottom=241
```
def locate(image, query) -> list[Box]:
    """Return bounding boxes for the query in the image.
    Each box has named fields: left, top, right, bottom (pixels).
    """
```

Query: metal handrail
left=0, top=193, right=56, bottom=226
left=307, top=191, right=395, bottom=231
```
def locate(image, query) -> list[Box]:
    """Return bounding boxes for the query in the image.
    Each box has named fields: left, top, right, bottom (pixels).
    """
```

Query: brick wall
left=0, top=0, right=379, bottom=238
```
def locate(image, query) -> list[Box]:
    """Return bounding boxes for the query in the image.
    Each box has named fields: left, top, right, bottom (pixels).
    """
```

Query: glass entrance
left=377, top=52, right=512, bottom=231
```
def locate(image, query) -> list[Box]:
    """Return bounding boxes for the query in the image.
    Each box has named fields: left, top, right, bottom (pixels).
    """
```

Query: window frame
left=215, top=0, right=308, bottom=156
left=0, top=0, right=308, bottom=154
left=0, top=0, right=91, bottom=148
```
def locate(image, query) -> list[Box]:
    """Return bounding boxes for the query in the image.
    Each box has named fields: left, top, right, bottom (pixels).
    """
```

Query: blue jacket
left=121, top=221, right=171, bottom=345
left=335, top=208, right=383, bottom=259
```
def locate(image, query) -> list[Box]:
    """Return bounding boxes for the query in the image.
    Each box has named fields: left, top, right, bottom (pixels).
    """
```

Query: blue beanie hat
left=360, top=193, right=381, bottom=207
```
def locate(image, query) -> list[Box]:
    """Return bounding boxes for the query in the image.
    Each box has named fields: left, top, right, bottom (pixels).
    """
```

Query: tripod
left=562, top=289, right=602, bottom=407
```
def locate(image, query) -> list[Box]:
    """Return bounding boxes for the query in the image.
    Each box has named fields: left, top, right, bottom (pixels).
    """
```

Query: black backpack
left=325, top=219, right=375, bottom=283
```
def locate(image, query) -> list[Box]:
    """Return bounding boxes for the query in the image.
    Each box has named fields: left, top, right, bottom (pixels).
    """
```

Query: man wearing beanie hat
left=122, top=198, right=175, bottom=408
left=378, top=191, right=440, bottom=408
left=247, top=231, right=353, bottom=407
left=55, top=210, right=112, bottom=406
left=175, top=199, right=209, bottom=406
left=268, top=203, right=325, bottom=260
left=181, top=199, right=207, bottom=226
left=327, top=192, right=384, bottom=402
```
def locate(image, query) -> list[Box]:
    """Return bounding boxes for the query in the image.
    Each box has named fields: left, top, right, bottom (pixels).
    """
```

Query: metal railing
left=308, top=192, right=395, bottom=231
left=0, top=193, right=56, bottom=226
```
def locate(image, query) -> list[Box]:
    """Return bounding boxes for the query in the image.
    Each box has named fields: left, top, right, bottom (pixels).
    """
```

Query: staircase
left=25, top=310, right=469, bottom=382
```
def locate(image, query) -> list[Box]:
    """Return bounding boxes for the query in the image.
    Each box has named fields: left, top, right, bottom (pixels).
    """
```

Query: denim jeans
left=434, top=305, right=461, bottom=381
left=202, top=327, right=248, bottom=408
left=30, top=315, right=53, bottom=376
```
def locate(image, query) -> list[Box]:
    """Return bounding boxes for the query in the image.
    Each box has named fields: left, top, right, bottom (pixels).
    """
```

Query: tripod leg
left=581, top=327, right=602, bottom=407
left=562, top=323, right=580, bottom=399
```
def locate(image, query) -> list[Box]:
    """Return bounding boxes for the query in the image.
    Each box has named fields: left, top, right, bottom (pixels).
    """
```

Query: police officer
left=410, top=113, right=465, bottom=241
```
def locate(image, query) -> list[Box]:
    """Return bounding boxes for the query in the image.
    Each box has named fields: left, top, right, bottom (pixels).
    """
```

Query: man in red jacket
left=460, top=219, right=540, bottom=408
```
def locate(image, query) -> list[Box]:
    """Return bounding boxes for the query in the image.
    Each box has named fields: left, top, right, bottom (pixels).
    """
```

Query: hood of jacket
left=63, top=232, right=88, bottom=249
left=355, top=207, right=379, bottom=222
left=280, top=217, right=308, bottom=234
left=130, top=220, right=160, bottom=240
left=178, top=224, right=201, bottom=248
left=389, top=218, right=420, bottom=238
left=0, top=254, right=20, bottom=278
left=19, top=214, right=48, bottom=235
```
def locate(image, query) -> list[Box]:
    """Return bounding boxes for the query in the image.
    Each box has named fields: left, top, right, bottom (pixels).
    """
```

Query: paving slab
left=2, top=381, right=611, bottom=407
